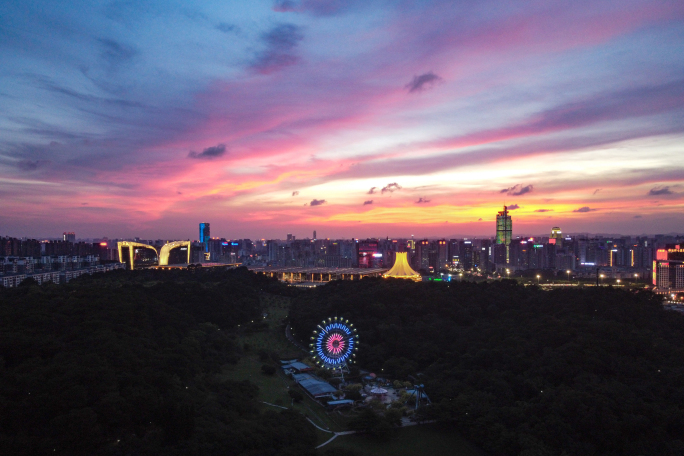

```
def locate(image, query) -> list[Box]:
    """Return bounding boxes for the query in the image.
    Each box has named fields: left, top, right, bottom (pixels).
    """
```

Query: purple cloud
left=17, top=159, right=48, bottom=171
left=363, top=200, right=373, bottom=205
left=252, top=24, right=304, bottom=74
left=367, top=187, right=377, bottom=194
left=415, top=197, right=430, bottom=204
left=188, top=144, right=227, bottom=160
left=381, top=182, right=402, bottom=194
left=500, top=184, right=534, bottom=196
left=648, top=186, right=672, bottom=196
left=573, top=206, right=596, bottom=213
left=507, top=204, right=520, bottom=210
left=406, top=72, right=442, bottom=93
left=534, top=209, right=553, bottom=212
left=292, top=191, right=299, bottom=196
left=309, top=199, right=326, bottom=206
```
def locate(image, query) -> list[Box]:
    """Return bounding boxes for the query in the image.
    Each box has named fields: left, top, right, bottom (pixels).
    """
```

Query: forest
left=290, top=278, right=684, bottom=456
left=0, top=268, right=316, bottom=456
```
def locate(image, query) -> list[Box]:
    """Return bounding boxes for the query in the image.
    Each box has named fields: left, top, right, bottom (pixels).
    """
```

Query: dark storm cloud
left=381, top=182, right=402, bottom=194
left=573, top=206, right=596, bottom=213
left=188, top=144, right=227, bottom=159
left=252, top=24, right=304, bottom=74
left=415, top=197, right=430, bottom=204
left=507, top=204, right=520, bottom=210
left=534, top=209, right=553, bottom=213
left=648, top=186, right=672, bottom=196
left=367, top=186, right=377, bottom=194
left=406, top=72, right=442, bottom=93
left=363, top=200, right=373, bottom=205
left=292, top=191, right=299, bottom=196
left=309, top=198, right=326, bottom=206
left=500, top=184, right=533, bottom=196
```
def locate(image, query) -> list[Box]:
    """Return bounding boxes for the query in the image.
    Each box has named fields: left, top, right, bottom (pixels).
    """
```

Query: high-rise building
left=550, top=227, right=562, bottom=245
left=63, top=232, right=75, bottom=243
left=437, top=240, right=448, bottom=271
left=414, top=239, right=430, bottom=271
left=654, top=247, right=684, bottom=290
left=199, top=223, right=210, bottom=252
left=459, top=240, right=474, bottom=271
left=496, top=206, right=512, bottom=263
left=313, top=230, right=317, bottom=240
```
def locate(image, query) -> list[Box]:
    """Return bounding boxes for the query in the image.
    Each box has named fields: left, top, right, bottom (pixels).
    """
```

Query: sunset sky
left=1, top=0, right=683, bottom=240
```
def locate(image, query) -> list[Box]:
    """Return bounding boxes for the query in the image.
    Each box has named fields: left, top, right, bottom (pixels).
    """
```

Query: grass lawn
left=319, top=423, right=487, bottom=456
left=221, top=294, right=347, bottom=437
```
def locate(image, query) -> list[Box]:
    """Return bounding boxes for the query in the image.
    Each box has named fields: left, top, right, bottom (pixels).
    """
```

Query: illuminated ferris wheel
left=310, top=317, right=359, bottom=369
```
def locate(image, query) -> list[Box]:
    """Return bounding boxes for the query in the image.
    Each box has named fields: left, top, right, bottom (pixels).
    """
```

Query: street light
left=566, top=270, right=571, bottom=283
left=600, top=274, right=604, bottom=286
left=617, top=279, right=621, bottom=286
left=536, top=274, right=540, bottom=284
left=506, top=268, right=510, bottom=279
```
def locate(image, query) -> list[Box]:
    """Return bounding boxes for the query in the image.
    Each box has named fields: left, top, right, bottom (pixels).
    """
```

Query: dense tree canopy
left=290, top=278, right=684, bottom=456
left=0, top=268, right=316, bottom=456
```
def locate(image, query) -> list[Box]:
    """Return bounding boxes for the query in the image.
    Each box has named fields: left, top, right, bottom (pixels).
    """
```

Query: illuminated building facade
left=199, top=223, right=210, bottom=252
left=63, top=232, right=75, bottom=243
left=496, top=206, right=512, bottom=263
left=118, top=241, right=191, bottom=270
left=549, top=227, right=562, bottom=245
left=358, top=239, right=379, bottom=268
left=383, top=252, right=421, bottom=281
left=653, top=248, right=684, bottom=291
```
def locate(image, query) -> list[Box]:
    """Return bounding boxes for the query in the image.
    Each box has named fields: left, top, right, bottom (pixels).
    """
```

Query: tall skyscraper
left=199, top=223, right=210, bottom=252
left=496, top=206, right=512, bottom=263
left=654, top=246, right=684, bottom=290
left=313, top=230, right=317, bottom=240
left=550, top=227, right=562, bottom=245
left=63, top=232, right=75, bottom=243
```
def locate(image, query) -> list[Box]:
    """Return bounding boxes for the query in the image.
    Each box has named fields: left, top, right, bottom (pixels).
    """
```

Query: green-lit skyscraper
left=496, top=206, right=512, bottom=263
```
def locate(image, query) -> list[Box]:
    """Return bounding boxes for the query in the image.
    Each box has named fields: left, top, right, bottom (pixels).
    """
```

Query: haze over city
left=2, top=0, right=683, bottom=239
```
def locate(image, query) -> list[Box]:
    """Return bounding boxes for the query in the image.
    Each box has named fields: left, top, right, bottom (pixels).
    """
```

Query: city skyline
left=2, top=1, right=684, bottom=239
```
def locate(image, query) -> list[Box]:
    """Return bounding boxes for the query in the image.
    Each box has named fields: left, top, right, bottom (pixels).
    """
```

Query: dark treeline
left=0, top=267, right=315, bottom=456
left=290, top=279, right=684, bottom=456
